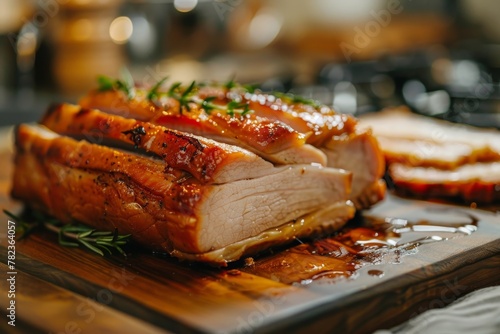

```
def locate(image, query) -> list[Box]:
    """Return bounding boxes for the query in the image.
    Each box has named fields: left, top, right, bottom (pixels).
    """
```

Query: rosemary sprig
left=224, top=78, right=236, bottom=90
left=243, top=84, right=259, bottom=94
left=195, top=96, right=252, bottom=118
left=167, top=82, right=182, bottom=96
left=3, top=209, right=131, bottom=256
left=97, top=76, right=115, bottom=91
left=100, top=76, right=258, bottom=118
left=180, top=80, right=197, bottom=112
left=165, top=81, right=197, bottom=114
left=96, top=68, right=135, bottom=100
left=273, top=91, right=321, bottom=108
left=147, top=76, right=169, bottom=101
left=226, top=101, right=250, bottom=117
left=201, top=96, right=217, bottom=114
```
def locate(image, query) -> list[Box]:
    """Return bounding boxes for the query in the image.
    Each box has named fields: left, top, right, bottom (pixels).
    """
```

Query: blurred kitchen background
left=1, top=0, right=500, bottom=127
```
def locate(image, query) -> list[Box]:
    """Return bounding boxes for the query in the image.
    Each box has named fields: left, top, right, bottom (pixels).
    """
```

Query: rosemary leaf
left=78, top=239, right=105, bottom=256
left=61, top=225, right=90, bottom=233
left=241, top=103, right=251, bottom=117
left=243, top=84, right=258, bottom=94
left=226, top=101, right=250, bottom=118
left=168, top=82, right=182, bottom=96
left=273, top=91, right=320, bottom=108
left=95, top=236, right=114, bottom=242
left=58, top=230, right=79, bottom=247
left=94, top=243, right=113, bottom=255
left=3, top=208, right=131, bottom=256
left=178, top=81, right=197, bottom=114
left=147, top=76, right=169, bottom=101
left=115, top=245, right=126, bottom=256
left=89, top=231, right=114, bottom=237
left=201, top=96, right=217, bottom=114
left=78, top=230, right=95, bottom=238
left=97, top=75, right=115, bottom=91
left=224, top=79, right=236, bottom=90
left=182, top=81, right=196, bottom=99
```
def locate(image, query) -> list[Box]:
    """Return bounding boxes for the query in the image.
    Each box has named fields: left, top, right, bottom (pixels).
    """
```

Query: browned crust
left=79, top=90, right=308, bottom=155
left=79, top=85, right=386, bottom=208
left=12, top=125, right=355, bottom=261
left=12, top=124, right=208, bottom=253
left=40, top=103, right=255, bottom=183
left=196, top=85, right=359, bottom=146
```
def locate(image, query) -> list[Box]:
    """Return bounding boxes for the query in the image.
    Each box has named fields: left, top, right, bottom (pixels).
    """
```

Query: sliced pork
left=11, top=124, right=354, bottom=265
left=360, top=108, right=500, bottom=168
left=390, top=162, right=500, bottom=203
left=360, top=108, right=500, bottom=203
left=80, top=83, right=385, bottom=208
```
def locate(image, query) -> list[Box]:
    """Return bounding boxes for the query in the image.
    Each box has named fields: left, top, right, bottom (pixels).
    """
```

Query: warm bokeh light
left=174, top=0, right=198, bottom=13
left=109, top=16, right=133, bottom=44
left=247, top=8, right=282, bottom=49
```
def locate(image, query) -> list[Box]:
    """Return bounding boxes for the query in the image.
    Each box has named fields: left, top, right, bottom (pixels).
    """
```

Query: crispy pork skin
left=12, top=124, right=353, bottom=264
left=41, top=103, right=281, bottom=184
left=79, top=90, right=327, bottom=166
left=80, top=85, right=385, bottom=208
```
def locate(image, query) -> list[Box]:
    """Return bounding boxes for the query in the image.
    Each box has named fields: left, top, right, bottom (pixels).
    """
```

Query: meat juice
left=241, top=209, right=478, bottom=284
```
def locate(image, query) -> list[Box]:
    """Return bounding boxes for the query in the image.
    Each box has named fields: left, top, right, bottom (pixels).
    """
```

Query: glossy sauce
left=241, top=209, right=478, bottom=284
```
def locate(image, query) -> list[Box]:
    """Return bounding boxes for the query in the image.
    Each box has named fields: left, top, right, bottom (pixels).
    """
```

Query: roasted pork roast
left=80, top=85, right=385, bottom=208
left=11, top=80, right=386, bottom=264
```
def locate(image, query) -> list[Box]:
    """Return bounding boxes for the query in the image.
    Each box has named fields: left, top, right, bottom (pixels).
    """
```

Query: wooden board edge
left=0, top=247, right=206, bottom=334
left=254, top=239, right=500, bottom=334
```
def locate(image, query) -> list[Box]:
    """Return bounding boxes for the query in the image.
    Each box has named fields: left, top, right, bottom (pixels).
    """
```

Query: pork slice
left=79, top=90, right=327, bottom=166
left=322, top=130, right=386, bottom=207
left=12, top=124, right=353, bottom=264
left=238, top=91, right=386, bottom=208
left=375, top=136, right=475, bottom=170
left=360, top=108, right=500, bottom=167
left=80, top=87, right=385, bottom=208
left=40, top=103, right=278, bottom=184
left=390, top=162, right=500, bottom=203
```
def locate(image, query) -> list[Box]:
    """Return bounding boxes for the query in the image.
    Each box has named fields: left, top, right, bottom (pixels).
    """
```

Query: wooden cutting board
left=1, top=144, right=500, bottom=334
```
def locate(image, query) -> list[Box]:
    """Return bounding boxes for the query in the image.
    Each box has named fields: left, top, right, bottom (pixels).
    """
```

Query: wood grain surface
left=1, top=138, right=500, bottom=334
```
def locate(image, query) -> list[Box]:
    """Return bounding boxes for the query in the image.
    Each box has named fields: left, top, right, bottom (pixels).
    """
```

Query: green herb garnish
left=147, top=76, right=169, bottom=101
left=166, top=81, right=197, bottom=114
left=243, top=84, right=259, bottom=94
left=224, top=79, right=236, bottom=90
left=96, top=68, right=136, bottom=100
left=273, top=91, right=321, bottom=108
left=98, top=75, right=257, bottom=118
left=4, top=209, right=131, bottom=256
left=226, top=101, right=250, bottom=117
left=167, top=82, right=182, bottom=97
left=201, top=96, right=217, bottom=114
left=97, top=76, right=115, bottom=92
left=179, top=81, right=197, bottom=112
